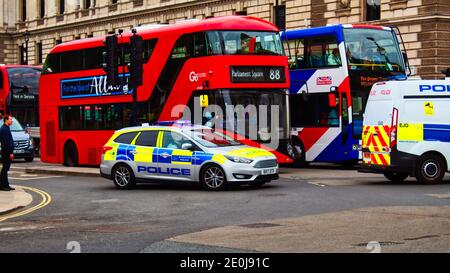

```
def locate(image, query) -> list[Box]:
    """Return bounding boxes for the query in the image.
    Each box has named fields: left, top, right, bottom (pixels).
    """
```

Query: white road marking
left=10, top=176, right=63, bottom=181
left=308, top=181, right=326, bottom=187
left=91, top=199, right=121, bottom=203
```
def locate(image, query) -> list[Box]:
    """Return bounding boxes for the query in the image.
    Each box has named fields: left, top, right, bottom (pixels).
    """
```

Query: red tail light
left=101, top=146, right=113, bottom=154
left=390, top=108, right=399, bottom=148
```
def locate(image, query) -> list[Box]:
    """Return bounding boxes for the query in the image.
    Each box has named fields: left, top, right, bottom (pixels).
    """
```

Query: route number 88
left=270, top=69, right=281, bottom=81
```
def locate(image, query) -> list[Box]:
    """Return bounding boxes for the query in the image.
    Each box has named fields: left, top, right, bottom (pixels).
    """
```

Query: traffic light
left=130, top=33, right=144, bottom=87
left=102, top=35, right=119, bottom=87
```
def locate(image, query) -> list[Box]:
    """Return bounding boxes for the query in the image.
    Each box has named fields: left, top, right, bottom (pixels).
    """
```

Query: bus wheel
left=383, top=171, right=409, bottom=182
left=112, top=164, right=136, bottom=189
left=291, top=141, right=309, bottom=167
left=63, top=141, right=79, bottom=167
left=415, top=154, right=446, bottom=184
left=200, top=164, right=227, bottom=191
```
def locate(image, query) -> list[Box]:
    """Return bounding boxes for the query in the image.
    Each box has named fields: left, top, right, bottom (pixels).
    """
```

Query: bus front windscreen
left=343, top=28, right=405, bottom=72
left=212, top=89, right=290, bottom=143
left=6, top=67, right=41, bottom=99
left=210, top=31, right=284, bottom=56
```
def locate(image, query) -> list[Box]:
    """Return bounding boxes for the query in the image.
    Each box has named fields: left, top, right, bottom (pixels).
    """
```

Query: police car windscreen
left=189, top=129, right=241, bottom=148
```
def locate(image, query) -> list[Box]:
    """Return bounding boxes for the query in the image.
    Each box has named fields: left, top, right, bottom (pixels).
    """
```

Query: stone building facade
left=0, top=0, right=449, bottom=78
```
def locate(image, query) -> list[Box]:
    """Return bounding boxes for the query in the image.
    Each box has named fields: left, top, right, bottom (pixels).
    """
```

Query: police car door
left=157, top=130, right=195, bottom=181
left=133, top=130, right=160, bottom=180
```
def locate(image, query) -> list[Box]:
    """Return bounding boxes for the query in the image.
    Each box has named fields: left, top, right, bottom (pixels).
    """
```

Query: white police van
left=360, top=77, right=450, bottom=184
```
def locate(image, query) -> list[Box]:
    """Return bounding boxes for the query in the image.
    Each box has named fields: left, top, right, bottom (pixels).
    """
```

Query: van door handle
left=130, top=151, right=138, bottom=155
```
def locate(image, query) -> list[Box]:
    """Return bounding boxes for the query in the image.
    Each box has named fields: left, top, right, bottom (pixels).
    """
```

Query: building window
left=36, top=42, right=43, bottom=64
left=39, top=0, right=45, bottom=18
left=111, top=0, right=118, bottom=4
left=59, top=0, right=65, bottom=15
left=366, top=0, right=381, bottom=21
left=19, top=45, right=26, bottom=65
left=84, top=0, right=91, bottom=9
left=56, top=39, right=62, bottom=45
left=20, top=0, right=27, bottom=22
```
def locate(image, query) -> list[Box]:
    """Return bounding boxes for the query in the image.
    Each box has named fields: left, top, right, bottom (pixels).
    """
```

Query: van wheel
left=290, top=141, right=309, bottom=167
left=383, top=171, right=409, bottom=182
left=200, top=165, right=227, bottom=191
left=415, top=154, right=446, bottom=184
left=112, top=164, right=136, bottom=189
left=63, top=141, right=78, bottom=167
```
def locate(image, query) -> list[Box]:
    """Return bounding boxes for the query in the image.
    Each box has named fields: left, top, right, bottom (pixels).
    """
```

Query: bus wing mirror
left=328, top=93, right=337, bottom=108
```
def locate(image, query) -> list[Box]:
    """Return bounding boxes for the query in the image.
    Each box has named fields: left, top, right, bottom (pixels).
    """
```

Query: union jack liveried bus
left=39, top=16, right=293, bottom=166
left=282, top=24, right=408, bottom=166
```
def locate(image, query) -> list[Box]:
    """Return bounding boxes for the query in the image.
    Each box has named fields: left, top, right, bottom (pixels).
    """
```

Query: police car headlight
left=224, top=155, right=253, bottom=164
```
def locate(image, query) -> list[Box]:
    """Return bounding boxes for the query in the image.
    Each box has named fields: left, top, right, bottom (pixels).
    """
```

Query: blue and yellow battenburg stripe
left=112, top=144, right=225, bottom=166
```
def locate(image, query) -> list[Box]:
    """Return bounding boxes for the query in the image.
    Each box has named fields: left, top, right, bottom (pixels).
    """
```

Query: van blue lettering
left=419, top=85, right=450, bottom=92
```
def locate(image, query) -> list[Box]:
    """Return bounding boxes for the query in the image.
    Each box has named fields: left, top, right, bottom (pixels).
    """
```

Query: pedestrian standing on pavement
left=0, top=115, right=15, bottom=191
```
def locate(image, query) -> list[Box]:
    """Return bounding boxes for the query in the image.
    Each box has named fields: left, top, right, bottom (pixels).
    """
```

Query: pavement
left=10, top=159, right=99, bottom=177
left=165, top=205, right=450, bottom=253
left=0, top=186, right=33, bottom=216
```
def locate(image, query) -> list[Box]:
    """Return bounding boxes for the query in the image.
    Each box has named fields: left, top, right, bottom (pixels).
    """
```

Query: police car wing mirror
left=181, top=143, right=193, bottom=150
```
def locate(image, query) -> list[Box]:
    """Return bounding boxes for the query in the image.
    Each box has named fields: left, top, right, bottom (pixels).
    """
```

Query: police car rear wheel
left=383, top=171, right=409, bottom=182
left=113, top=164, right=136, bottom=189
left=416, top=154, right=445, bottom=184
left=201, top=165, right=227, bottom=191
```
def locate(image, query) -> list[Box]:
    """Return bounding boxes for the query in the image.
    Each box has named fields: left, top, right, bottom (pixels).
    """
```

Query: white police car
left=100, top=125, right=279, bottom=190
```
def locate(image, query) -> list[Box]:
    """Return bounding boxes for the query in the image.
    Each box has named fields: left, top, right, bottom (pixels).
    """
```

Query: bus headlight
left=224, top=155, right=253, bottom=164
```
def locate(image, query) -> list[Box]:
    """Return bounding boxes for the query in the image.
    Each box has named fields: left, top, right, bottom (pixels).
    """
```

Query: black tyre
left=112, top=164, right=136, bottom=189
left=289, top=141, right=309, bottom=167
left=340, top=159, right=360, bottom=169
left=415, top=154, right=446, bottom=184
left=200, top=165, right=227, bottom=191
left=63, top=141, right=78, bottom=167
left=383, top=171, right=409, bottom=182
left=25, top=157, right=34, bottom=162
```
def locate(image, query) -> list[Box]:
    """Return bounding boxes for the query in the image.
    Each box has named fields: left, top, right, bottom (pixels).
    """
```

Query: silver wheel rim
left=423, top=161, right=439, bottom=178
left=204, top=167, right=225, bottom=189
left=115, top=167, right=131, bottom=187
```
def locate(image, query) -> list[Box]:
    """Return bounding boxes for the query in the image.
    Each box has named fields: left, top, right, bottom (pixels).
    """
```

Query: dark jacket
left=0, top=124, right=14, bottom=155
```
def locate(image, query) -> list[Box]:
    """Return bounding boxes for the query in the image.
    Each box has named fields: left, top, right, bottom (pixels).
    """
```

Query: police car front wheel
left=200, top=165, right=227, bottom=191
left=112, top=164, right=136, bottom=189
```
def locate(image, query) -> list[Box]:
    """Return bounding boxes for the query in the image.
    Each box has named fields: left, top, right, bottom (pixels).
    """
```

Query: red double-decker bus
left=39, top=16, right=292, bottom=166
left=0, top=65, right=41, bottom=126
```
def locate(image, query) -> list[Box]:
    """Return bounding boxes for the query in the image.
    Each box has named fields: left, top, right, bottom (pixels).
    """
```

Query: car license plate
left=13, top=149, right=25, bottom=154
left=261, top=168, right=277, bottom=175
